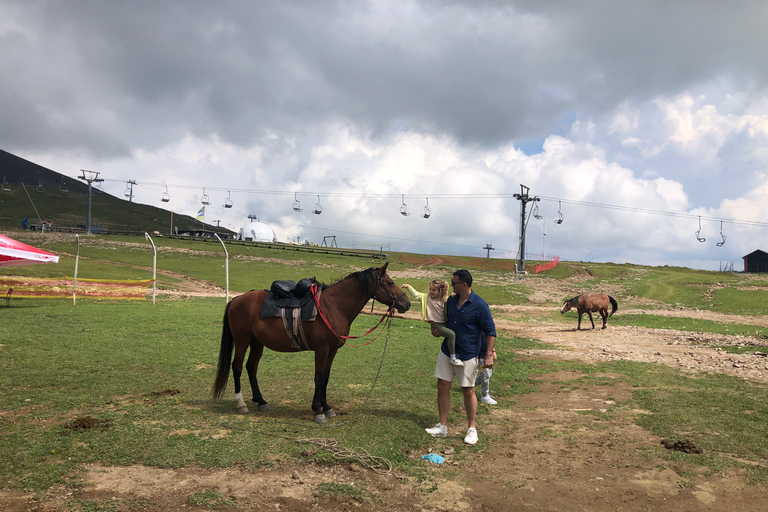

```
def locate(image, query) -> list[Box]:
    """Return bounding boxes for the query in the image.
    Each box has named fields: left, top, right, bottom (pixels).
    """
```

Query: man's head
left=451, top=269, right=472, bottom=291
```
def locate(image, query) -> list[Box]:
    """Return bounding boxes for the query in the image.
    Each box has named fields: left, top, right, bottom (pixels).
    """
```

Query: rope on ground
left=295, top=437, right=393, bottom=474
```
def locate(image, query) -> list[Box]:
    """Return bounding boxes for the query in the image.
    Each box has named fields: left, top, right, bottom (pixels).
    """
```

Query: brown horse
left=212, top=263, right=410, bottom=423
left=560, top=293, right=618, bottom=330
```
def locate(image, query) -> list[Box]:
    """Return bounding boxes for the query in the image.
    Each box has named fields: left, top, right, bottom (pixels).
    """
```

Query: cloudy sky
left=3, top=0, right=768, bottom=270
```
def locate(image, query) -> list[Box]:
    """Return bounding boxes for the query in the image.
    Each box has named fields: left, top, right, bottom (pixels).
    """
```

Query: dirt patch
left=60, top=416, right=112, bottom=435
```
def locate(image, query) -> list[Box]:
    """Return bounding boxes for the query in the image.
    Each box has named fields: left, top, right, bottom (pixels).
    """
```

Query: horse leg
left=600, top=309, right=608, bottom=329
left=320, top=348, right=338, bottom=418
left=232, top=342, right=250, bottom=414
left=311, top=346, right=338, bottom=423
left=246, top=339, right=271, bottom=412
left=577, top=311, right=583, bottom=330
left=587, top=311, right=596, bottom=329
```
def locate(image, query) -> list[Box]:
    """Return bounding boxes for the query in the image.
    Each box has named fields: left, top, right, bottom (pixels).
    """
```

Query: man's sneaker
left=480, top=395, right=497, bottom=405
left=464, top=427, right=478, bottom=445
left=425, top=423, right=447, bottom=438
left=449, top=355, right=465, bottom=367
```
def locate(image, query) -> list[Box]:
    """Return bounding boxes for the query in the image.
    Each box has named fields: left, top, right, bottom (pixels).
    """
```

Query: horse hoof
left=258, top=403, right=271, bottom=412
left=314, top=414, right=327, bottom=424
left=323, top=408, right=336, bottom=418
left=237, top=405, right=249, bottom=414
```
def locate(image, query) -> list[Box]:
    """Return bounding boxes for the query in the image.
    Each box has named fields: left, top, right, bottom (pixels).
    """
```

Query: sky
left=3, top=0, right=768, bottom=271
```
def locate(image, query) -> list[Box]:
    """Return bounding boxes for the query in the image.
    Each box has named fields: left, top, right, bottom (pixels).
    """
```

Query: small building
left=743, top=249, right=768, bottom=273
left=237, top=218, right=277, bottom=243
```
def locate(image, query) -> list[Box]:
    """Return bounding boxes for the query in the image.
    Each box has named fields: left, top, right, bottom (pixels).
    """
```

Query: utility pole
left=125, top=179, right=136, bottom=202
left=512, top=184, right=539, bottom=273
left=78, top=170, right=104, bottom=234
left=483, top=243, right=495, bottom=258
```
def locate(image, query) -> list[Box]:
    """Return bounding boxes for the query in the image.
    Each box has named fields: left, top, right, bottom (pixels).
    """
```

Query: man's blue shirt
left=442, top=290, right=496, bottom=361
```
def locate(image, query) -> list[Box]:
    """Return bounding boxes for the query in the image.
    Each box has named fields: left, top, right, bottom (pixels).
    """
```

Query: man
left=426, top=269, right=497, bottom=445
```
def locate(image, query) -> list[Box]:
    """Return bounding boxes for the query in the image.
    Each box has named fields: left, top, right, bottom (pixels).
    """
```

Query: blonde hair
left=430, top=279, right=449, bottom=300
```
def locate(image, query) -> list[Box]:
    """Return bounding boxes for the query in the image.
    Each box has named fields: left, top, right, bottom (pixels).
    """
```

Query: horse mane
left=332, top=267, right=378, bottom=293
left=569, top=294, right=582, bottom=306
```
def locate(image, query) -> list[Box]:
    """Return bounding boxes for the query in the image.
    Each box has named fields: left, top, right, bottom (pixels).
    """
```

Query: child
left=402, top=279, right=463, bottom=366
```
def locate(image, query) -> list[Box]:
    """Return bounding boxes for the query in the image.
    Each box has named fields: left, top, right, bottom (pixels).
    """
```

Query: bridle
left=310, top=269, right=406, bottom=345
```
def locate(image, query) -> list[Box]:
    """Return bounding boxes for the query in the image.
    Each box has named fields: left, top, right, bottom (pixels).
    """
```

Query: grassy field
left=2, top=233, right=768, bottom=495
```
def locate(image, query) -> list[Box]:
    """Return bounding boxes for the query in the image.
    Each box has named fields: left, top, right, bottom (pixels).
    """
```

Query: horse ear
left=378, top=262, right=389, bottom=275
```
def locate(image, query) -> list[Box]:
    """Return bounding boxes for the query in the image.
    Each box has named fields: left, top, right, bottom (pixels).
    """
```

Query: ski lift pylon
left=695, top=216, right=706, bottom=243
left=555, top=201, right=564, bottom=224
left=313, top=195, right=322, bottom=214
left=201, top=187, right=211, bottom=205
left=400, top=195, right=410, bottom=216
left=224, top=190, right=233, bottom=208
left=161, top=186, right=170, bottom=202
left=422, top=197, right=431, bottom=219
left=292, top=192, right=303, bottom=212
left=717, top=220, right=726, bottom=247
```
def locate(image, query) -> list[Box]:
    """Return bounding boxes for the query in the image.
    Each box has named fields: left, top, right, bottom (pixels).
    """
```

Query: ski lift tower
left=78, top=170, right=104, bottom=234
left=512, top=184, right=539, bottom=273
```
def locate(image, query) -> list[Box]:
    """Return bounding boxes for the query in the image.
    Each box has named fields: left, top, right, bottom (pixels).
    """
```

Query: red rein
left=310, top=283, right=393, bottom=347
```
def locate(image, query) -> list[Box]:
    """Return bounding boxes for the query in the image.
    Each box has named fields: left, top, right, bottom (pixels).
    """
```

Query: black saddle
left=260, top=277, right=318, bottom=318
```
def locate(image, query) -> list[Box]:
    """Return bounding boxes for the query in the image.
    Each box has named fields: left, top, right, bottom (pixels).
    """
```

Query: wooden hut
left=743, top=249, right=768, bottom=273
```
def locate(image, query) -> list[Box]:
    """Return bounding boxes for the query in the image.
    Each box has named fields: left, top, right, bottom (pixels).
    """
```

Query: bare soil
left=4, top=270, right=768, bottom=511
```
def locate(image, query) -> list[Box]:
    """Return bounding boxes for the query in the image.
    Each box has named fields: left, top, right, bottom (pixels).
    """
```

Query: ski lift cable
left=95, top=177, right=768, bottom=229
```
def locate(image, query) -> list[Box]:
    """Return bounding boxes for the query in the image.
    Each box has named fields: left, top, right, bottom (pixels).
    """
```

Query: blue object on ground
left=421, top=453, right=445, bottom=464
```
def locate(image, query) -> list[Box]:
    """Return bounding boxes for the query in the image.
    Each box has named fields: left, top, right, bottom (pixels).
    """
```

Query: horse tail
left=212, top=300, right=235, bottom=399
left=608, top=296, right=618, bottom=317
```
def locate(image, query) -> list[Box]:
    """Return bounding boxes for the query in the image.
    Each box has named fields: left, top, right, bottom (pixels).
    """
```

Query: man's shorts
left=434, top=351, right=480, bottom=387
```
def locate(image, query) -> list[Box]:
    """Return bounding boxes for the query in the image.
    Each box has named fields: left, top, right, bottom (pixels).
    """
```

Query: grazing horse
left=560, top=293, right=618, bottom=330
left=212, top=263, right=410, bottom=423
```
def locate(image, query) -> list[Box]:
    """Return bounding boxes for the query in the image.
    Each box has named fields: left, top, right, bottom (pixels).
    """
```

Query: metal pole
left=86, top=182, right=92, bottom=234
left=73, top=235, right=79, bottom=305
left=215, top=233, right=229, bottom=303
left=144, top=232, right=156, bottom=305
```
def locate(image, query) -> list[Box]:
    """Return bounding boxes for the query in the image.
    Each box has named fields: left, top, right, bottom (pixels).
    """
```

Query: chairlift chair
left=695, top=216, right=706, bottom=242
left=201, top=188, right=211, bottom=205
left=533, top=203, right=543, bottom=220
left=161, top=186, right=170, bottom=202
left=124, top=181, right=132, bottom=198
left=224, top=190, right=233, bottom=208
left=292, top=192, right=303, bottom=212
left=717, top=220, right=726, bottom=247
left=422, top=197, right=431, bottom=219
left=58, top=177, right=68, bottom=193
left=555, top=201, right=564, bottom=224
left=313, top=195, right=322, bottom=215
left=1, top=176, right=10, bottom=192
left=36, top=177, right=45, bottom=194
left=400, top=195, right=410, bottom=216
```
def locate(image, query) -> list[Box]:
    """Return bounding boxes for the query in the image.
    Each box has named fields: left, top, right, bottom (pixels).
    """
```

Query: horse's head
left=560, top=300, right=572, bottom=314
left=372, top=263, right=410, bottom=313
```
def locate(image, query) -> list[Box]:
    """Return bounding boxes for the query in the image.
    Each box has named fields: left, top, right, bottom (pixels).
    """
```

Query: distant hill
left=0, top=149, right=233, bottom=235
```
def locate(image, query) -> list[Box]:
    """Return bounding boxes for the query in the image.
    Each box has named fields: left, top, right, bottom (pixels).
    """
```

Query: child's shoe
left=450, top=355, right=464, bottom=367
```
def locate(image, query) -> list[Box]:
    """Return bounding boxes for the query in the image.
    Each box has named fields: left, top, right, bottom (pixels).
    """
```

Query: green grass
left=4, top=235, right=768, bottom=494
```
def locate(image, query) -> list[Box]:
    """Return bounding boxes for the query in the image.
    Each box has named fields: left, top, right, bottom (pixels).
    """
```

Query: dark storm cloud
left=4, top=0, right=767, bottom=159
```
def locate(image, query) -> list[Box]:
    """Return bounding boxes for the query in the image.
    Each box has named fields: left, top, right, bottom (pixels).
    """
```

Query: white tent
left=237, top=220, right=276, bottom=243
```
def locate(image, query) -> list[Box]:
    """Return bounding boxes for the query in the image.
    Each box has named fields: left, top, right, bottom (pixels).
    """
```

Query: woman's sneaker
left=450, top=355, right=464, bottom=367
left=425, top=423, right=447, bottom=437
left=464, top=427, right=478, bottom=445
